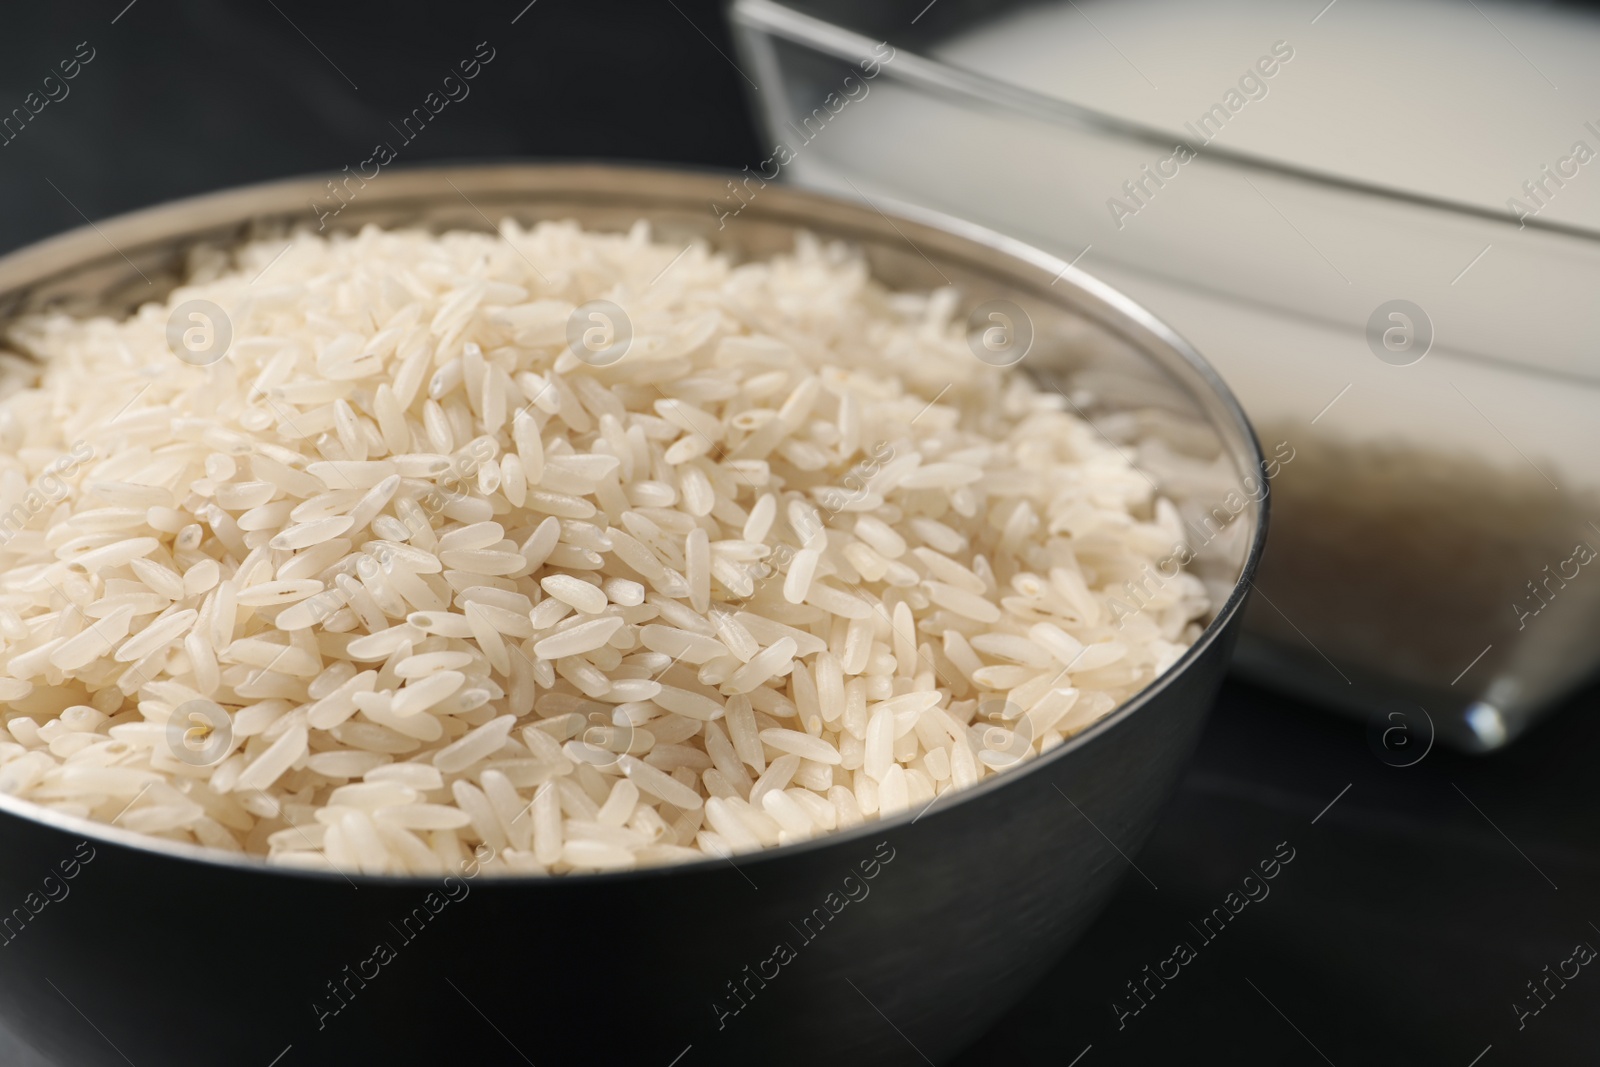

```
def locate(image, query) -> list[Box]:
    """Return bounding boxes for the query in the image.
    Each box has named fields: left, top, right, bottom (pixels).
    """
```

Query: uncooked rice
left=0, top=219, right=1209, bottom=875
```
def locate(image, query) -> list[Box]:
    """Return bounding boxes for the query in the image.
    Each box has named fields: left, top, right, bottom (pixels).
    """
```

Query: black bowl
left=0, top=164, right=1265, bottom=1067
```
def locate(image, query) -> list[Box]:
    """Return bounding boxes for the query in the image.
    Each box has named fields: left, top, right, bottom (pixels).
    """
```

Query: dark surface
left=0, top=2, right=1595, bottom=1065
left=954, top=675, right=1600, bottom=1067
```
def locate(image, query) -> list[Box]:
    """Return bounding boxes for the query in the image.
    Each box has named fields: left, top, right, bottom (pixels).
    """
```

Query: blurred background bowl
left=731, top=0, right=1600, bottom=751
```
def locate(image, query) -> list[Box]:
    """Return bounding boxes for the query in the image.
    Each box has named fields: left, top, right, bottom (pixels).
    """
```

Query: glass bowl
left=731, top=0, right=1600, bottom=750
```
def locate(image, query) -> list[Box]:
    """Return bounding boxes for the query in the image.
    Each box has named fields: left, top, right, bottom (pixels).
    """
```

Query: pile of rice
left=0, top=219, right=1207, bottom=875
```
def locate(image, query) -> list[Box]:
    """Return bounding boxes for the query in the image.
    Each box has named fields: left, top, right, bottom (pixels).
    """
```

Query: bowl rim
left=730, top=0, right=1600, bottom=246
left=0, top=161, right=1268, bottom=886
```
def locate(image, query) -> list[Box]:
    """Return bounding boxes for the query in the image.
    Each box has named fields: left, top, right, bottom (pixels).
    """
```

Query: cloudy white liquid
left=781, top=0, right=1600, bottom=480
left=938, top=0, right=1600, bottom=225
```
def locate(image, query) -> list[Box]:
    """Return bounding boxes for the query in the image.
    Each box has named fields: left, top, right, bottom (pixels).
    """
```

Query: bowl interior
left=0, top=162, right=1265, bottom=877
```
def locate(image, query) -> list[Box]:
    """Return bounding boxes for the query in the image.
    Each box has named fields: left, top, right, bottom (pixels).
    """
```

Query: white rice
left=0, top=218, right=1209, bottom=875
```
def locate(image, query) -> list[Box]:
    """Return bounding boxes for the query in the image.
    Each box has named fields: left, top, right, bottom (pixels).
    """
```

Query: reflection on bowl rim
left=0, top=162, right=1268, bottom=885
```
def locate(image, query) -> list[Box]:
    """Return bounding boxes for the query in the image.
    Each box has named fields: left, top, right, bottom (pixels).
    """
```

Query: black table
left=952, top=677, right=1600, bottom=1066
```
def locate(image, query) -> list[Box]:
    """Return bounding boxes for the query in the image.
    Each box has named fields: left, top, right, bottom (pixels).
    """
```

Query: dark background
left=1, top=2, right=1597, bottom=1064
left=0, top=0, right=765, bottom=252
